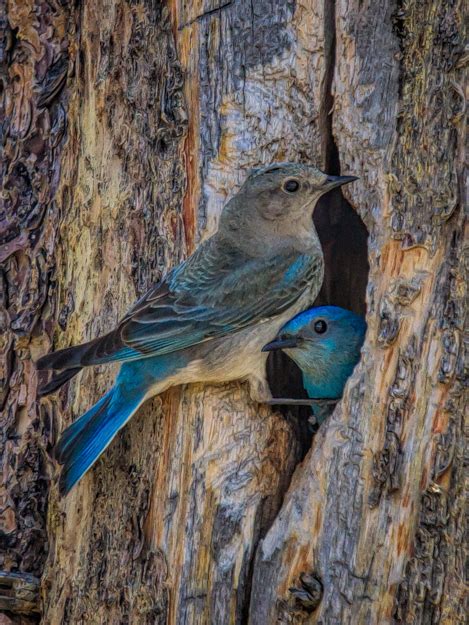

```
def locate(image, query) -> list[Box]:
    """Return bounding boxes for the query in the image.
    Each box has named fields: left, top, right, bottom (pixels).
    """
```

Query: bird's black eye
left=283, top=179, right=300, bottom=193
left=314, top=319, right=328, bottom=334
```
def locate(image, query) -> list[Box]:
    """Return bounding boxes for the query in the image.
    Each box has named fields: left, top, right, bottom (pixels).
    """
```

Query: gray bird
left=37, top=163, right=356, bottom=494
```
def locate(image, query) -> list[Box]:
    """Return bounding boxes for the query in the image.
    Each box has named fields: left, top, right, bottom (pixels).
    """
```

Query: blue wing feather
left=120, top=251, right=321, bottom=358
left=43, top=241, right=322, bottom=371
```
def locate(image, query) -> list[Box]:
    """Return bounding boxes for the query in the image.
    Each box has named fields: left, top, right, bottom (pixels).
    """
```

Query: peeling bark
left=1, top=1, right=466, bottom=625
left=1, top=0, right=71, bottom=597
left=249, top=1, right=466, bottom=623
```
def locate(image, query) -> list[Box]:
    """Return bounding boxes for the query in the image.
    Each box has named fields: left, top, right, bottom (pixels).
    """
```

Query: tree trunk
left=0, top=2, right=465, bottom=625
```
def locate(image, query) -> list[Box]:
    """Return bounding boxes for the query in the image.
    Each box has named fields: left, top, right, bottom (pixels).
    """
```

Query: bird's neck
left=302, top=369, right=346, bottom=400
left=218, top=214, right=321, bottom=259
left=291, top=349, right=352, bottom=400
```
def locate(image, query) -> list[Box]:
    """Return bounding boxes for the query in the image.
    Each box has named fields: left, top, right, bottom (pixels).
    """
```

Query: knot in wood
left=0, top=570, right=40, bottom=615
left=288, top=571, right=323, bottom=614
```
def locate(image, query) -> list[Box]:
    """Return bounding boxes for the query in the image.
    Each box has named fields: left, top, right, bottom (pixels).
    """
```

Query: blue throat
left=302, top=361, right=356, bottom=399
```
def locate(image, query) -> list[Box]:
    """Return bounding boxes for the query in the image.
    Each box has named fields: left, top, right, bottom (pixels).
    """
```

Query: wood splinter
left=0, top=570, right=40, bottom=615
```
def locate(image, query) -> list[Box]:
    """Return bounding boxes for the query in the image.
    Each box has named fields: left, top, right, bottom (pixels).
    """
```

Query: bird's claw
left=247, top=376, right=273, bottom=403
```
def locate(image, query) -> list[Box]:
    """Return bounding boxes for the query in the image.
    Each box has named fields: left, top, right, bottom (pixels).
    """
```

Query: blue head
left=263, top=306, right=366, bottom=399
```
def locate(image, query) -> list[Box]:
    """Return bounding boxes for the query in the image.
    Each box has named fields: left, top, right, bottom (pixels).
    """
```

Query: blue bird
left=37, top=164, right=357, bottom=494
left=262, top=306, right=366, bottom=423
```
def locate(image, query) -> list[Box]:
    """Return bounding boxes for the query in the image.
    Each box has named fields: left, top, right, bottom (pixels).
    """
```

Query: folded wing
left=37, top=241, right=322, bottom=373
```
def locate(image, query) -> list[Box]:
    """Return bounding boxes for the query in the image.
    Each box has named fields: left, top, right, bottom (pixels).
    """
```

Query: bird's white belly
left=173, top=291, right=313, bottom=386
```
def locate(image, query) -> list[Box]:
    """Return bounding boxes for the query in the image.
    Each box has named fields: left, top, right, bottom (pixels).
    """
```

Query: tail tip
left=36, top=354, right=51, bottom=370
left=58, top=468, right=77, bottom=497
left=37, top=367, right=82, bottom=397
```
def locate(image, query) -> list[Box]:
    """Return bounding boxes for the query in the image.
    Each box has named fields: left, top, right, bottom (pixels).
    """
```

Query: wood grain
left=38, top=1, right=328, bottom=623
left=248, top=1, right=466, bottom=623
left=1, top=1, right=465, bottom=624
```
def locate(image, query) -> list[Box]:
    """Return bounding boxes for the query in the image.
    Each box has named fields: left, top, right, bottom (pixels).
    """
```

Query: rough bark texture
left=0, top=1, right=466, bottom=625
left=249, top=1, right=467, bottom=624
left=1, top=0, right=71, bottom=615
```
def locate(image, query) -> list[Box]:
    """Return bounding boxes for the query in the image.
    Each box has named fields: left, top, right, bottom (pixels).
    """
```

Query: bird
left=36, top=163, right=357, bottom=494
left=262, top=305, right=366, bottom=424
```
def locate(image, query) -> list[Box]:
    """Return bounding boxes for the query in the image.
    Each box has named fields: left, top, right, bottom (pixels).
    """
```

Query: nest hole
left=267, top=186, right=369, bottom=453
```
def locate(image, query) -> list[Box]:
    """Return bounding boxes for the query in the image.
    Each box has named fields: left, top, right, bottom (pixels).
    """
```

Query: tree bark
left=0, top=1, right=465, bottom=625
left=249, top=1, right=467, bottom=623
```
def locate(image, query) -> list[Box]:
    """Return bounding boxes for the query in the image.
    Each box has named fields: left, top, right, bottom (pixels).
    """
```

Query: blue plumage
left=263, top=306, right=366, bottom=421
left=55, top=355, right=187, bottom=495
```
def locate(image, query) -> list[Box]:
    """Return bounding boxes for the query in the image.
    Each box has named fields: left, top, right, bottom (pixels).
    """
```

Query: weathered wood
left=1, top=1, right=466, bottom=624
left=37, top=1, right=331, bottom=622
left=1, top=1, right=330, bottom=624
left=248, top=1, right=467, bottom=623
left=0, top=0, right=72, bottom=612
left=0, top=571, right=39, bottom=616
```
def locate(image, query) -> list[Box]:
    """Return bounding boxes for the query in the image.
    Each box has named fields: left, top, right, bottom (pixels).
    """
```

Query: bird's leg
left=264, top=398, right=339, bottom=407
left=247, top=374, right=273, bottom=403
left=265, top=398, right=316, bottom=406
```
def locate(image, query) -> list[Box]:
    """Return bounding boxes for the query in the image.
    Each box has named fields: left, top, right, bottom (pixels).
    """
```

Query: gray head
left=219, top=163, right=357, bottom=250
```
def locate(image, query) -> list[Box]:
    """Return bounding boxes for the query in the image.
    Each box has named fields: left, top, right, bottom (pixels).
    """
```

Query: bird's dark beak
left=322, top=174, right=358, bottom=191
left=262, top=336, right=299, bottom=352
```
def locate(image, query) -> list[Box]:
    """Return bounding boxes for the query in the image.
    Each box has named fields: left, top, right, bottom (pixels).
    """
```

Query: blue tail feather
left=56, top=386, right=145, bottom=496
left=55, top=391, right=113, bottom=464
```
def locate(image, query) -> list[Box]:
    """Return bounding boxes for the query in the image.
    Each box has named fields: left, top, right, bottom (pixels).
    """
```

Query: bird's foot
left=265, top=398, right=316, bottom=406
left=265, top=398, right=338, bottom=407
left=247, top=376, right=273, bottom=403
left=265, top=397, right=339, bottom=407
